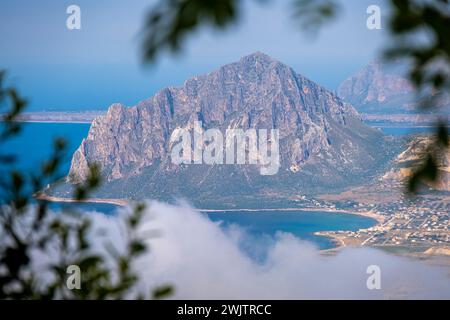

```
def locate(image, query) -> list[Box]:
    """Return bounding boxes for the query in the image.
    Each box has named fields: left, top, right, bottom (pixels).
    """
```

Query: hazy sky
left=0, top=0, right=390, bottom=110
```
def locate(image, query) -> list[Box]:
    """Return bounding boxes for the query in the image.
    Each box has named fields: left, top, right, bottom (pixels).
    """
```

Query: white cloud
left=86, top=201, right=450, bottom=299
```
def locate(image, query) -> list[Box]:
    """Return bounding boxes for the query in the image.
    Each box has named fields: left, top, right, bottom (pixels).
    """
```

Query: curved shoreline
left=200, top=207, right=384, bottom=224
left=37, top=194, right=384, bottom=223
left=36, top=195, right=129, bottom=206
left=314, top=232, right=347, bottom=253
left=38, top=195, right=383, bottom=252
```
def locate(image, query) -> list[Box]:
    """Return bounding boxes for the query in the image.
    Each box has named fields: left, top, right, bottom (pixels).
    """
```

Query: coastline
left=33, top=195, right=450, bottom=260
left=314, top=232, right=347, bottom=252
left=36, top=194, right=129, bottom=206
left=37, top=195, right=384, bottom=245
left=200, top=207, right=385, bottom=224
left=37, top=194, right=383, bottom=221
left=9, top=120, right=93, bottom=124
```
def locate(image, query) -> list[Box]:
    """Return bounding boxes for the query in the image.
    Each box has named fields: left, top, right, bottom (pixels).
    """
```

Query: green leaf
left=152, top=285, right=173, bottom=300
left=129, top=241, right=146, bottom=256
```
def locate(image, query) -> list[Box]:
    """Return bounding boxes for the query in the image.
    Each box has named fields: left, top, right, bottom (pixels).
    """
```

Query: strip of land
left=2, top=111, right=105, bottom=123
left=36, top=194, right=129, bottom=206
left=361, top=113, right=450, bottom=124
left=38, top=194, right=382, bottom=220
left=3, top=110, right=449, bottom=125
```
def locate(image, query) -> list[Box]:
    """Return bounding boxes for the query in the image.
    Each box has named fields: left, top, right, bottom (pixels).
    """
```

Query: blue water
left=0, top=122, right=90, bottom=197
left=206, top=211, right=375, bottom=250
left=0, top=122, right=90, bottom=175
left=47, top=201, right=119, bottom=215
left=43, top=202, right=376, bottom=252
left=377, top=126, right=435, bottom=135
left=364, top=121, right=440, bottom=135
left=42, top=203, right=376, bottom=250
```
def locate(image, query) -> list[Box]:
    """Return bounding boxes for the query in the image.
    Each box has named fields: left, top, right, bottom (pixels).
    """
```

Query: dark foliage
left=0, top=73, right=172, bottom=299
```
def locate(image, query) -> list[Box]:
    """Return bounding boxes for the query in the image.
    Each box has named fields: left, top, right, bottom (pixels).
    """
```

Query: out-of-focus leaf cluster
left=291, top=0, right=339, bottom=32
left=142, top=0, right=239, bottom=61
left=0, top=73, right=171, bottom=299
left=142, top=0, right=338, bottom=62
left=385, top=0, right=450, bottom=192
left=407, top=121, right=449, bottom=192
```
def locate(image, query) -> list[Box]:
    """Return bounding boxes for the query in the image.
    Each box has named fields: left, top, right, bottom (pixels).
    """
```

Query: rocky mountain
left=337, top=60, right=450, bottom=115
left=53, top=53, right=397, bottom=207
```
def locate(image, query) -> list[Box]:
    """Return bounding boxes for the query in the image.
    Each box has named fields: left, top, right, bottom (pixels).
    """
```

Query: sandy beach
left=38, top=194, right=384, bottom=224
left=36, top=194, right=129, bottom=206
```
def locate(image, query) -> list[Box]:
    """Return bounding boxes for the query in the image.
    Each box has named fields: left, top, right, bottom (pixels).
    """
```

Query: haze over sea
left=2, top=121, right=433, bottom=250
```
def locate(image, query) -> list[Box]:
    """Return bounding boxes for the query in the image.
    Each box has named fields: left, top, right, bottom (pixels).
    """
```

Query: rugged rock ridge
left=66, top=52, right=391, bottom=202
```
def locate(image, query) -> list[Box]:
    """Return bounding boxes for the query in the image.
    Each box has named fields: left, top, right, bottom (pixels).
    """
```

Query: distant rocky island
left=338, top=60, right=450, bottom=116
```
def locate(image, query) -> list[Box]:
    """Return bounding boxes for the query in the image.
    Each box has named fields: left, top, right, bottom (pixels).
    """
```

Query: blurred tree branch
left=142, top=0, right=239, bottom=61
left=385, top=0, right=450, bottom=192
left=0, top=73, right=172, bottom=299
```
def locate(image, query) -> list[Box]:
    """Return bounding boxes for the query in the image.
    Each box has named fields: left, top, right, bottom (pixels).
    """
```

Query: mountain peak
left=241, top=51, right=276, bottom=62
left=237, top=52, right=285, bottom=69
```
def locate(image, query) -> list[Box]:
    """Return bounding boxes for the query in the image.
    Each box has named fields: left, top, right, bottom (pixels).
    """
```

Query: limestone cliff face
left=67, top=52, right=390, bottom=201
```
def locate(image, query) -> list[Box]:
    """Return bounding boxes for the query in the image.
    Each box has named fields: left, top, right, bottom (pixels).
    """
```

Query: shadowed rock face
left=65, top=52, right=392, bottom=202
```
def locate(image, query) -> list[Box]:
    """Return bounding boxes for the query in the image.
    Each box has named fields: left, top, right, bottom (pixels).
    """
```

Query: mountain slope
left=52, top=53, right=396, bottom=206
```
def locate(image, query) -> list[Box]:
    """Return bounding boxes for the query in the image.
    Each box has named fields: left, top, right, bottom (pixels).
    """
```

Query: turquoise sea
left=364, top=121, right=445, bottom=136
left=0, top=122, right=90, bottom=175
left=2, top=121, right=427, bottom=250
left=206, top=210, right=374, bottom=250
